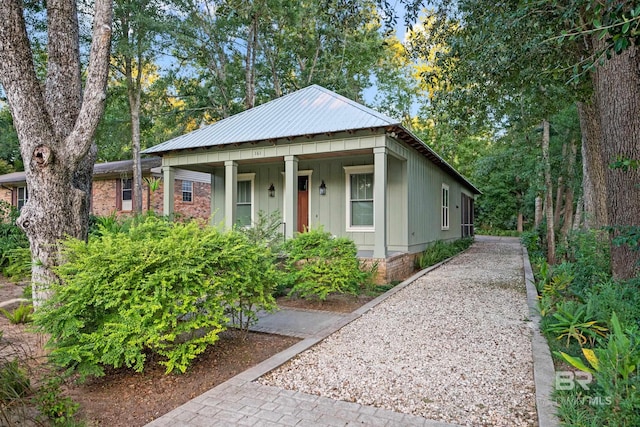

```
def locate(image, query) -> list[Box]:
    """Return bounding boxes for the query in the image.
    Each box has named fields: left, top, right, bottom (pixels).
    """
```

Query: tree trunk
left=0, top=0, right=113, bottom=305
left=129, top=86, right=143, bottom=213
left=592, top=40, right=640, bottom=280
left=534, top=196, right=543, bottom=228
left=542, top=119, right=556, bottom=264
left=517, top=212, right=523, bottom=233
left=125, top=46, right=143, bottom=213
left=573, top=195, right=583, bottom=230
left=577, top=100, right=608, bottom=229
left=554, top=142, right=567, bottom=227
left=244, top=15, right=258, bottom=109
left=559, top=139, right=577, bottom=250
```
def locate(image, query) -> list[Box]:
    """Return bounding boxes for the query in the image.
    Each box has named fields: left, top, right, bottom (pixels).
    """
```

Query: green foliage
left=0, top=359, right=30, bottom=403
left=0, top=304, right=33, bottom=324
left=282, top=227, right=370, bottom=300
left=3, top=248, right=33, bottom=282
left=237, top=210, right=284, bottom=254
left=218, top=229, right=278, bottom=333
left=34, top=375, right=79, bottom=425
left=544, top=300, right=607, bottom=347
left=556, top=313, right=640, bottom=426
left=34, top=216, right=278, bottom=377
left=414, top=238, right=473, bottom=270
left=0, top=201, right=30, bottom=278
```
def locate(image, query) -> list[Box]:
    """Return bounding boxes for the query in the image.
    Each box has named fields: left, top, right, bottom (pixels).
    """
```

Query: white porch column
left=162, top=165, right=175, bottom=218
left=224, top=160, right=238, bottom=230
left=373, top=147, right=388, bottom=258
left=284, top=155, right=298, bottom=238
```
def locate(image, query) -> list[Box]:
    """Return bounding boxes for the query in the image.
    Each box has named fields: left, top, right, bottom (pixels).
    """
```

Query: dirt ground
left=0, top=279, right=375, bottom=426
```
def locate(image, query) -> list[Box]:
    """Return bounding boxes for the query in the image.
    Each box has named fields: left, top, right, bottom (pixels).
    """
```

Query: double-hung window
left=182, top=180, right=193, bottom=202
left=441, top=183, right=450, bottom=230
left=345, top=165, right=374, bottom=231
left=236, top=174, right=254, bottom=227
left=16, top=187, right=28, bottom=210
left=121, top=178, right=132, bottom=211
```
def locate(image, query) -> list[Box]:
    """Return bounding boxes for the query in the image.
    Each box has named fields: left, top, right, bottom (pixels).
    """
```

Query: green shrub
left=219, top=229, right=278, bottom=333
left=0, top=359, right=30, bottom=403
left=34, top=375, right=79, bottom=425
left=282, top=227, right=370, bottom=300
left=414, top=237, right=473, bottom=270
left=556, top=313, right=640, bottom=426
left=543, top=300, right=607, bottom=347
left=0, top=304, right=33, bottom=324
left=34, top=216, right=277, bottom=377
left=0, top=201, right=30, bottom=279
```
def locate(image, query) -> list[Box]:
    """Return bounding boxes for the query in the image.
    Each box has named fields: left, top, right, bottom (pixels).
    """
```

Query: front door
left=297, top=175, right=309, bottom=232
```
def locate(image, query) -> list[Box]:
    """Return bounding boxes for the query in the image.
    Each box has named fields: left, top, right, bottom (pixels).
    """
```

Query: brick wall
left=173, top=179, right=210, bottom=220
left=148, top=180, right=211, bottom=220
left=0, top=188, right=12, bottom=206
left=361, top=252, right=418, bottom=284
left=90, top=177, right=210, bottom=219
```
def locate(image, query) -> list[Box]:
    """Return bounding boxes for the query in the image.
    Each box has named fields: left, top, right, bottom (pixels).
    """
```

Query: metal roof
left=141, top=85, right=480, bottom=195
left=142, top=85, right=400, bottom=154
left=0, top=157, right=162, bottom=185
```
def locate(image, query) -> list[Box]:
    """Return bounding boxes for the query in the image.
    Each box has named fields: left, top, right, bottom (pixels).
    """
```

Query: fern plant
left=0, top=303, right=33, bottom=324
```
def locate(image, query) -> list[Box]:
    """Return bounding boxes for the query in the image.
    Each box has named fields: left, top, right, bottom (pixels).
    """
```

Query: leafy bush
left=414, top=237, right=473, bottom=270
left=0, top=304, right=33, bottom=324
left=543, top=300, right=607, bottom=347
left=237, top=210, right=284, bottom=254
left=556, top=313, right=640, bottom=426
left=34, top=376, right=79, bottom=425
left=34, top=216, right=277, bottom=377
left=219, top=229, right=278, bottom=333
left=0, top=201, right=29, bottom=279
left=282, top=227, right=370, bottom=300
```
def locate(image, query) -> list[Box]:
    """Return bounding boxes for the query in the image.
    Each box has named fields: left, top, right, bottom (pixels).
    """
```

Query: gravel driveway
left=259, top=237, right=537, bottom=426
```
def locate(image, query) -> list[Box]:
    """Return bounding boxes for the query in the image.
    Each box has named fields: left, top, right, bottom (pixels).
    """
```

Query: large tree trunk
left=592, top=41, right=640, bottom=280
left=542, top=119, right=556, bottom=264
left=0, top=0, right=113, bottom=305
left=576, top=100, right=608, bottom=229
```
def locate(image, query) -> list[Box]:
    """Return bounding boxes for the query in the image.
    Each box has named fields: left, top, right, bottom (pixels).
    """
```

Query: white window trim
left=16, top=186, right=28, bottom=210
left=181, top=180, right=193, bottom=203
left=344, top=165, right=375, bottom=232
left=237, top=173, right=255, bottom=227
left=121, top=178, right=132, bottom=212
left=442, top=183, right=450, bottom=230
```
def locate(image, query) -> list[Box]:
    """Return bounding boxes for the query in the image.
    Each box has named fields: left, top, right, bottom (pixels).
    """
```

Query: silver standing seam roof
left=142, top=85, right=481, bottom=194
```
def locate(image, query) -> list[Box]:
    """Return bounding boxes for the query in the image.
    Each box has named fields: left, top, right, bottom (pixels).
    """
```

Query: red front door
left=297, top=175, right=309, bottom=233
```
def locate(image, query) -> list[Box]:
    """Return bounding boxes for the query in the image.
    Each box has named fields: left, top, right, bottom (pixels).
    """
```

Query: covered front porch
left=160, top=131, right=412, bottom=260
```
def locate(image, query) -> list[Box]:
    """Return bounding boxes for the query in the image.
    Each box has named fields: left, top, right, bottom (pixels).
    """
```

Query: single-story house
left=143, top=85, right=480, bottom=281
left=0, top=157, right=211, bottom=220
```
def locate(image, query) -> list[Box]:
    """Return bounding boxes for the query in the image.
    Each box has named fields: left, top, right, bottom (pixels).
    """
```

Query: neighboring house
left=0, top=158, right=211, bottom=220
left=143, top=85, right=480, bottom=282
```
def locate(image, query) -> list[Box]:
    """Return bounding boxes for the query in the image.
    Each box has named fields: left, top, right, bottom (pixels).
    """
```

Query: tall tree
left=0, top=0, right=113, bottom=304
left=111, top=0, right=170, bottom=212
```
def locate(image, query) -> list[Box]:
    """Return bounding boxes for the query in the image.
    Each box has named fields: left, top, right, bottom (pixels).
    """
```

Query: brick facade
left=2, top=176, right=210, bottom=221
left=361, top=252, right=418, bottom=284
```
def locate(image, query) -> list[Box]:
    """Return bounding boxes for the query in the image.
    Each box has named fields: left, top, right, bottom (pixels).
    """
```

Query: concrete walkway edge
left=232, top=257, right=458, bottom=384
left=522, top=246, right=560, bottom=427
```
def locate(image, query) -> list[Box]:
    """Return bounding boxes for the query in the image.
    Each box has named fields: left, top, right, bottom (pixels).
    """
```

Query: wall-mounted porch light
left=319, top=180, right=327, bottom=196
left=268, top=183, right=275, bottom=198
